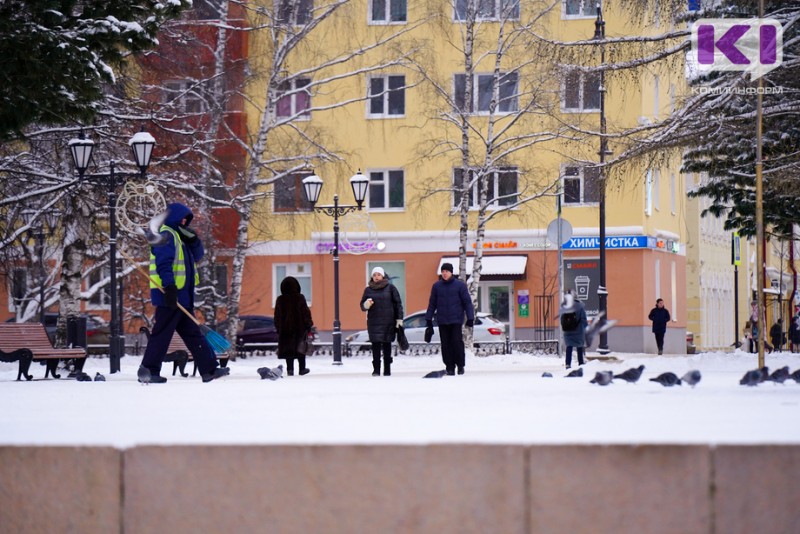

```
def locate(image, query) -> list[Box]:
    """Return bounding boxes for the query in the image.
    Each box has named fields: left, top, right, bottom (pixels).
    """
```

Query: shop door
left=480, top=282, right=513, bottom=339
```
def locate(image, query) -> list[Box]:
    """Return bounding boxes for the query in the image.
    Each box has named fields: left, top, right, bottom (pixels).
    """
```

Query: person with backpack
left=559, top=290, right=588, bottom=369
left=648, top=298, right=671, bottom=355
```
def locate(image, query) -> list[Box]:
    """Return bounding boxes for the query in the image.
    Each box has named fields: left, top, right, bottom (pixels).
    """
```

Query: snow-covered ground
left=1, top=349, right=799, bottom=448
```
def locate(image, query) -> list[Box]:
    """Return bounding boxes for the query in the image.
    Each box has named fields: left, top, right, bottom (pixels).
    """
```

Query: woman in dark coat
left=359, top=266, right=404, bottom=376
left=274, top=276, right=313, bottom=376
left=558, top=290, right=588, bottom=369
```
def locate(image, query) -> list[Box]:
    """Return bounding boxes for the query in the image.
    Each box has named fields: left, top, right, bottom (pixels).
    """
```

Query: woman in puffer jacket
left=359, top=266, right=403, bottom=376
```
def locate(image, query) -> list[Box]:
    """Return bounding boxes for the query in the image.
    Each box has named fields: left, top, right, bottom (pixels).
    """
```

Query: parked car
left=4, top=312, right=110, bottom=353
left=235, top=314, right=317, bottom=351
left=345, top=310, right=506, bottom=350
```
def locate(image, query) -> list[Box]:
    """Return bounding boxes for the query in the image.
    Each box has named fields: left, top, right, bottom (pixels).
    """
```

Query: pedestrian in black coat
left=769, top=319, right=784, bottom=352
left=360, top=266, right=404, bottom=376
left=274, top=276, right=314, bottom=376
left=648, top=298, right=670, bottom=355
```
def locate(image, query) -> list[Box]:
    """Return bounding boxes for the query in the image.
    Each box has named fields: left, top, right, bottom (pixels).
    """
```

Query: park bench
left=0, top=323, right=87, bottom=381
left=140, top=327, right=229, bottom=377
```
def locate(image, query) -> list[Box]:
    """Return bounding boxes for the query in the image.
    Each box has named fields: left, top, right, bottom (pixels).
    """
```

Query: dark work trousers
left=439, top=324, right=465, bottom=372
left=371, top=342, right=392, bottom=365
left=654, top=332, right=665, bottom=352
left=142, top=305, right=219, bottom=377
left=565, top=346, right=585, bottom=367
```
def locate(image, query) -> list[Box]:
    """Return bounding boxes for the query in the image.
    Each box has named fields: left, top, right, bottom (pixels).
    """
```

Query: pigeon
left=257, top=365, right=284, bottom=381
left=75, top=372, right=92, bottom=382
left=94, top=372, right=106, bottom=382
left=137, top=365, right=152, bottom=385
left=541, top=372, right=553, bottom=378
left=739, top=369, right=763, bottom=386
left=681, top=369, right=702, bottom=387
left=584, top=311, right=618, bottom=347
left=590, top=370, right=614, bottom=386
left=790, top=369, right=800, bottom=383
left=614, top=365, right=645, bottom=384
left=565, top=368, right=583, bottom=378
left=423, top=369, right=447, bottom=378
left=766, top=366, right=790, bottom=384
left=650, top=372, right=682, bottom=387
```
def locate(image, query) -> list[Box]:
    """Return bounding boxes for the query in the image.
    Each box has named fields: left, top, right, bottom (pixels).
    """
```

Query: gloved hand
left=466, top=319, right=474, bottom=328
left=363, top=298, right=373, bottom=310
left=178, top=225, right=198, bottom=244
left=396, top=319, right=403, bottom=328
left=163, top=284, right=178, bottom=309
left=424, top=326, right=434, bottom=343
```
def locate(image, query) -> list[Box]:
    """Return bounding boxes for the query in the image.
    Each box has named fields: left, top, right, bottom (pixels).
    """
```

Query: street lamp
left=302, top=170, right=369, bottom=364
left=594, top=2, right=611, bottom=354
left=69, top=130, right=156, bottom=373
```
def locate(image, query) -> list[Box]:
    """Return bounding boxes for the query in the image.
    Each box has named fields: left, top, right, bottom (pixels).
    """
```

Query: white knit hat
left=371, top=266, right=385, bottom=277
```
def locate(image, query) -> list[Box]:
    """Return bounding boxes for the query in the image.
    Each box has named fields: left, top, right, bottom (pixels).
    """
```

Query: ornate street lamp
left=594, top=3, right=611, bottom=354
left=303, top=170, right=369, bottom=364
left=68, top=129, right=155, bottom=373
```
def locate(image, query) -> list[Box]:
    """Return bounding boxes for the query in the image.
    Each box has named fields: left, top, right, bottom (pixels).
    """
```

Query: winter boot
left=383, top=357, right=391, bottom=376
left=298, top=356, right=309, bottom=375
left=372, top=360, right=381, bottom=376
left=286, top=360, right=295, bottom=376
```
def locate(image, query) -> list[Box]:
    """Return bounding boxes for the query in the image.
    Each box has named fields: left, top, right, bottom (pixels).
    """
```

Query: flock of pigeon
left=537, top=365, right=702, bottom=387
left=738, top=365, right=800, bottom=386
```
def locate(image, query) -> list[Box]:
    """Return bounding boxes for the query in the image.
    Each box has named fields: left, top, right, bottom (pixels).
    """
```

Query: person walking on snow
left=140, top=202, right=228, bottom=383
left=558, top=290, right=588, bottom=369
left=425, top=263, right=474, bottom=376
left=648, top=298, right=671, bottom=355
left=274, top=276, right=314, bottom=376
left=359, top=266, right=404, bottom=376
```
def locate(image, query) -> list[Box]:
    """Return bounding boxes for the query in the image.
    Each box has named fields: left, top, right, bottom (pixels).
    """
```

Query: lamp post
left=69, top=130, right=156, bottom=373
left=302, top=170, right=369, bottom=364
left=594, top=2, right=611, bottom=354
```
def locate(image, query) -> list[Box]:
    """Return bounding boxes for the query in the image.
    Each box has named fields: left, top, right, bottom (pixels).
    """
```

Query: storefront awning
left=438, top=255, right=527, bottom=281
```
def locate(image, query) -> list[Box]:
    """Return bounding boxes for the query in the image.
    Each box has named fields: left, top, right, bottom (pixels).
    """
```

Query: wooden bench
left=140, top=328, right=229, bottom=377
left=0, top=323, right=87, bottom=381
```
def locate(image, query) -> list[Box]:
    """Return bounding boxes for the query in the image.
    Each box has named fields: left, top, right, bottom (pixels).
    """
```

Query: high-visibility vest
left=149, top=226, right=199, bottom=290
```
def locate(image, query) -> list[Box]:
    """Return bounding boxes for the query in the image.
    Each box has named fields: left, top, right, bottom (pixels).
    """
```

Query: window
left=562, top=166, right=601, bottom=205
left=9, top=268, right=27, bottom=311
left=645, top=169, right=653, bottom=215
left=654, top=169, right=661, bottom=211
left=193, top=0, right=224, bottom=20
left=163, top=80, right=205, bottom=113
left=276, top=78, right=311, bottom=119
left=274, top=263, right=312, bottom=305
left=454, top=72, right=519, bottom=113
left=368, top=75, right=405, bottom=117
left=370, top=0, right=406, bottom=23
left=564, top=0, right=595, bottom=17
left=453, top=168, right=518, bottom=209
left=87, top=268, right=110, bottom=310
left=367, top=261, right=406, bottom=308
left=562, top=69, right=600, bottom=111
left=368, top=170, right=405, bottom=209
left=455, top=0, right=520, bottom=20
left=214, top=264, right=228, bottom=297
left=273, top=172, right=313, bottom=213
left=670, top=174, right=676, bottom=214
left=279, top=0, right=312, bottom=25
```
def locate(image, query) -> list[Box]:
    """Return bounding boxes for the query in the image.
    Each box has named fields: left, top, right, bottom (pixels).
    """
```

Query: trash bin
left=66, top=315, right=88, bottom=348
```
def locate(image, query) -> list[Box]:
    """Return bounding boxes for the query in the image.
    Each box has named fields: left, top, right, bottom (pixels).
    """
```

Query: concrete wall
left=1, top=445, right=798, bottom=534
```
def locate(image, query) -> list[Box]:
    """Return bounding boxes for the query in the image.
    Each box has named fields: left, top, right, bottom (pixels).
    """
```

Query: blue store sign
left=562, top=235, right=649, bottom=250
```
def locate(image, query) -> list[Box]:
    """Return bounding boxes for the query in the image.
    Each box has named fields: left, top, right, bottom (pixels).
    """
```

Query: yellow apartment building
left=238, top=0, right=691, bottom=353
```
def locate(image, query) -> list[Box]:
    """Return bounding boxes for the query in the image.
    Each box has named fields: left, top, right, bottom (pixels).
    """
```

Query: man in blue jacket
left=425, top=263, right=475, bottom=375
left=140, top=203, right=228, bottom=383
left=648, top=298, right=671, bottom=355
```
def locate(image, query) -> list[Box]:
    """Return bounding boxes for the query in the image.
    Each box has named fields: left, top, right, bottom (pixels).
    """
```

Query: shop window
left=366, top=261, right=406, bottom=308
left=86, top=268, right=110, bottom=310
left=274, top=263, right=312, bottom=305
left=562, top=69, right=600, bottom=111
